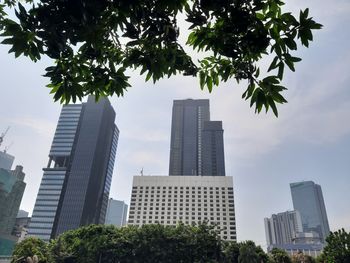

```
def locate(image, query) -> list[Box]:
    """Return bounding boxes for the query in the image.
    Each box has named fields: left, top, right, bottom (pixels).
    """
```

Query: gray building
left=0, top=151, right=14, bottom=170
left=264, top=210, right=303, bottom=246
left=201, top=121, right=225, bottom=176
left=0, top=165, right=26, bottom=255
left=290, top=181, right=330, bottom=242
left=12, top=212, right=31, bottom=242
left=169, top=99, right=225, bottom=176
left=105, top=198, right=128, bottom=227
left=28, top=96, right=119, bottom=241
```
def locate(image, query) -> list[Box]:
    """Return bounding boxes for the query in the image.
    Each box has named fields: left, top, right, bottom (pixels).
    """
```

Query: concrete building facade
left=264, top=210, right=303, bottom=246
left=128, top=176, right=236, bottom=241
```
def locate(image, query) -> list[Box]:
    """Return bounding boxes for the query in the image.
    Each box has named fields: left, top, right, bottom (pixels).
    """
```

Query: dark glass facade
left=201, top=121, right=225, bottom=176
left=28, top=96, right=119, bottom=241
left=169, top=99, right=225, bottom=176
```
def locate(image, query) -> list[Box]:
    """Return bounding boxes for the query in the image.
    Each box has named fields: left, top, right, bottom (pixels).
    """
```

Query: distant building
left=28, top=96, right=119, bottom=241
left=105, top=199, right=128, bottom=227
left=0, top=151, right=14, bottom=170
left=128, top=175, right=236, bottom=241
left=12, top=210, right=30, bottom=243
left=264, top=210, right=303, bottom=246
left=290, top=181, right=330, bottom=242
left=270, top=243, right=324, bottom=258
left=0, top=166, right=26, bottom=255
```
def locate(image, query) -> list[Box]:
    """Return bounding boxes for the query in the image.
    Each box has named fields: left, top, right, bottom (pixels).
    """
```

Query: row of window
left=130, top=202, right=235, bottom=208
left=133, top=186, right=233, bottom=190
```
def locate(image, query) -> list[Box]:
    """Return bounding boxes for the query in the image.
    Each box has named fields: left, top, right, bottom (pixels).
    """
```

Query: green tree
left=270, top=248, right=291, bottom=263
left=255, top=245, right=269, bottom=263
left=238, top=241, right=259, bottom=263
left=0, top=0, right=321, bottom=116
left=322, top=228, right=350, bottom=263
left=223, top=241, right=241, bottom=263
left=50, top=223, right=223, bottom=263
left=11, top=237, right=52, bottom=263
left=291, top=252, right=316, bottom=263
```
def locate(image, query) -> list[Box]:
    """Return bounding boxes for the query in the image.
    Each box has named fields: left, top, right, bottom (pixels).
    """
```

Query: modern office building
left=169, top=99, right=225, bottom=176
left=264, top=210, right=303, bottom=246
left=28, top=96, right=119, bottom=241
left=201, top=121, right=225, bottom=176
left=0, top=165, right=26, bottom=255
left=105, top=198, right=128, bottom=227
left=128, top=175, right=236, bottom=241
left=290, top=181, right=330, bottom=242
left=0, top=151, right=14, bottom=170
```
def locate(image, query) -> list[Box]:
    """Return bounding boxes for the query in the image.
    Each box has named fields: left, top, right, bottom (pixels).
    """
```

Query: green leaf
left=145, top=71, right=152, bottom=81
left=207, top=76, right=213, bottom=92
left=268, top=97, right=279, bottom=117
left=277, top=62, right=284, bottom=80
left=199, top=71, right=205, bottom=90
left=268, top=56, right=279, bottom=72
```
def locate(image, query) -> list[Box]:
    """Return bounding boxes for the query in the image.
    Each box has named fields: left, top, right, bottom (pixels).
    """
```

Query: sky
left=0, top=0, right=350, bottom=249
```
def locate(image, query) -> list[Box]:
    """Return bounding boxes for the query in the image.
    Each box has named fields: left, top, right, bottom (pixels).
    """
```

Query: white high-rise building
left=128, top=175, right=236, bottom=241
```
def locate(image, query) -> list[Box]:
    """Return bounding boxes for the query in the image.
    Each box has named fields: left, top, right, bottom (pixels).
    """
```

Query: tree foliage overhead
left=0, top=0, right=321, bottom=116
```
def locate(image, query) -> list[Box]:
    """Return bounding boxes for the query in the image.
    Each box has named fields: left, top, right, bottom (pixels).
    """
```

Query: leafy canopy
left=0, top=0, right=321, bottom=116
left=321, top=228, right=350, bottom=263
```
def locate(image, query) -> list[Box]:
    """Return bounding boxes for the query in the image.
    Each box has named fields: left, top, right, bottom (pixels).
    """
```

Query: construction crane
left=0, top=126, right=10, bottom=148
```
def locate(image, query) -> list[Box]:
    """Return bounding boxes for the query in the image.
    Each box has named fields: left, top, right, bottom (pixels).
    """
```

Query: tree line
left=11, top=224, right=350, bottom=263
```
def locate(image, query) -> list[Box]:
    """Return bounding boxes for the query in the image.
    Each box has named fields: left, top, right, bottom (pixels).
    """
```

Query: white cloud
left=10, top=116, right=56, bottom=138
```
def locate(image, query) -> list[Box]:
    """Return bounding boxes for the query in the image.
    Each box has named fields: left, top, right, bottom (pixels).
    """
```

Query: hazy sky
left=0, top=0, right=349, bottom=249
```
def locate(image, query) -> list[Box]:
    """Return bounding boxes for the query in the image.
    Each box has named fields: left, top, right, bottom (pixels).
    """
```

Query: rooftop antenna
left=140, top=168, right=144, bottom=176
left=0, top=126, right=10, bottom=148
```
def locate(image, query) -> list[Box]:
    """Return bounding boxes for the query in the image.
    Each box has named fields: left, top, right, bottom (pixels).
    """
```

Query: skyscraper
left=0, top=165, right=26, bottom=255
left=28, top=96, right=119, bottom=241
left=169, top=99, right=225, bottom=176
left=290, top=181, right=330, bottom=243
left=128, top=98, right=236, bottom=241
left=105, top=198, right=128, bottom=227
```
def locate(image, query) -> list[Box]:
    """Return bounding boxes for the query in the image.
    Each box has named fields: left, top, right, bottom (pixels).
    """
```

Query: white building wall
left=128, top=176, right=236, bottom=241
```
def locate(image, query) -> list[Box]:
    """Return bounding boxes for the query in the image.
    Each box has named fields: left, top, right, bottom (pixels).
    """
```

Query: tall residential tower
left=28, top=96, right=119, bottom=241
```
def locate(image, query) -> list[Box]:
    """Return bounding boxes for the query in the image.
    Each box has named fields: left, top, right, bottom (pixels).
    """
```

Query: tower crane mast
left=0, top=126, right=10, bottom=148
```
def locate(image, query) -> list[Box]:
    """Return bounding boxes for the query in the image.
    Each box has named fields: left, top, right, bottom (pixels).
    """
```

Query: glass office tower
left=169, top=99, right=225, bottom=176
left=28, top=96, right=119, bottom=241
left=290, top=181, right=330, bottom=242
